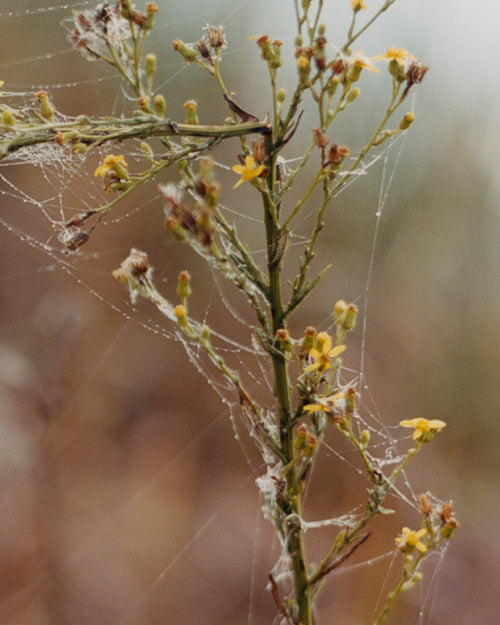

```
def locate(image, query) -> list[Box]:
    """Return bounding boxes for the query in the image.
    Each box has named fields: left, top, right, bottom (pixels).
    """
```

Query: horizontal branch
left=0, top=114, right=272, bottom=160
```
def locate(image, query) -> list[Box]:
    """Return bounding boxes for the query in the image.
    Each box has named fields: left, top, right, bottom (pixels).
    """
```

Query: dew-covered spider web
left=0, top=2, right=453, bottom=625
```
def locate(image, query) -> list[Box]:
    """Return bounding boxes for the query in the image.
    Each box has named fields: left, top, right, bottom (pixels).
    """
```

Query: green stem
left=263, top=134, right=313, bottom=624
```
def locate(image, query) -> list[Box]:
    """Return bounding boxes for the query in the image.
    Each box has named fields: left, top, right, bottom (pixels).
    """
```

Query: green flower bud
left=2, top=107, right=15, bottom=126
left=201, top=324, right=211, bottom=346
left=345, top=87, right=360, bottom=103
left=177, top=270, right=192, bottom=301
left=172, top=39, right=198, bottom=62
left=154, top=94, right=166, bottom=117
left=145, top=53, right=157, bottom=80
left=399, top=111, right=415, bottom=130
left=175, top=304, right=189, bottom=328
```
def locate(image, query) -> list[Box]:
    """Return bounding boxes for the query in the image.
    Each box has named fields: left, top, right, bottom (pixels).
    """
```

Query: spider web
left=0, top=2, right=451, bottom=625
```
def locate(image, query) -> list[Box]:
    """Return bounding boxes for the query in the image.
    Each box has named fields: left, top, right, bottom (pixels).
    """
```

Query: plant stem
left=263, top=136, right=313, bottom=624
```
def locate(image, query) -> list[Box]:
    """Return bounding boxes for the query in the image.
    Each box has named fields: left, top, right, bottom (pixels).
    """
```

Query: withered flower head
left=313, top=127, right=329, bottom=149
left=251, top=138, right=266, bottom=163
left=417, top=493, right=433, bottom=515
left=327, top=143, right=350, bottom=165
left=204, top=24, right=226, bottom=50
left=113, top=248, right=152, bottom=285
left=196, top=39, right=213, bottom=63
left=440, top=502, right=459, bottom=528
left=67, top=3, right=128, bottom=62
left=404, top=60, right=429, bottom=96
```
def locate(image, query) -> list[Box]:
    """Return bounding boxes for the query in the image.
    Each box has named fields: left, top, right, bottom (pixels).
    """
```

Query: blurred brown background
left=0, top=1, right=498, bottom=624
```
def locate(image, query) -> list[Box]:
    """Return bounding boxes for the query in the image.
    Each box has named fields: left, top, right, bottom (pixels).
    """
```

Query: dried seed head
left=440, top=502, right=459, bottom=529
left=417, top=493, right=433, bottom=515
left=204, top=24, right=226, bottom=50
left=251, top=138, right=266, bottom=163
left=404, top=60, right=429, bottom=96
left=112, top=248, right=152, bottom=293
left=327, top=144, right=350, bottom=165
left=131, top=11, right=147, bottom=27
left=313, top=127, right=329, bottom=149
left=331, top=57, right=346, bottom=76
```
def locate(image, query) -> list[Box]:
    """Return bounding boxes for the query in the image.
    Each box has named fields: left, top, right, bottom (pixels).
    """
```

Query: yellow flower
left=395, top=527, right=427, bottom=553
left=399, top=417, right=446, bottom=442
left=94, top=154, right=129, bottom=179
left=232, top=155, right=264, bottom=188
left=349, top=52, right=380, bottom=74
left=351, top=0, right=367, bottom=10
left=306, top=332, right=346, bottom=373
left=304, top=391, right=344, bottom=415
left=373, top=46, right=416, bottom=66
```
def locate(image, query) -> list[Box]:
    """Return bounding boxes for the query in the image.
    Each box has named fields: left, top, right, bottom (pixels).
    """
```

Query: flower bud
left=297, top=54, right=311, bottom=82
left=183, top=100, right=198, bottom=125
left=270, top=41, right=283, bottom=69
left=345, top=387, right=357, bottom=416
left=345, top=87, right=360, bottom=104
left=172, top=39, right=198, bottom=62
left=164, top=216, right=187, bottom=241
left=302, top=326, right=316, bottom=353
left=154, top=94, right=166, bottom=117
left=144, top=3, right=159, bottom=30
left=177, top=270, right=192, bottom=301
left=276, top=328, right=289, bottom=342
left=327, top=75, right=340, bottom=96
left=399, top=111, right=415, bottom=130
left=2, top=107, right=15, bottom=126
left=201, top=324, right=211, bottom=345
left=343, top=304, right=358, bottom=330
left=145, top=53, right=157, bottom=80
left=175, top=304, right=189, bottom=328
left=389, top=58, right=406, bottom=81
left=36, top=91, right=54, bottom=121
left=72, top=142, right=89, bottom=154
left=137, top=96, right=150, bottom=111
left=360, top=429, right=370, bottom=449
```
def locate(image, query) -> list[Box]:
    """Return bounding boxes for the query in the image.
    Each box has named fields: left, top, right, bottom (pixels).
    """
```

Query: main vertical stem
left=264, top=143, right=313, bottom=625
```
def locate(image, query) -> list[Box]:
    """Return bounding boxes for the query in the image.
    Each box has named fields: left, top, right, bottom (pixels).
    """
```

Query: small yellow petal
left=329, top=344, right=346, bottom=358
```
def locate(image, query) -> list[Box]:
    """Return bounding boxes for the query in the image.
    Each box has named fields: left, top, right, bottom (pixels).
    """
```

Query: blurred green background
left=0, top=1, right=498, bottom=624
